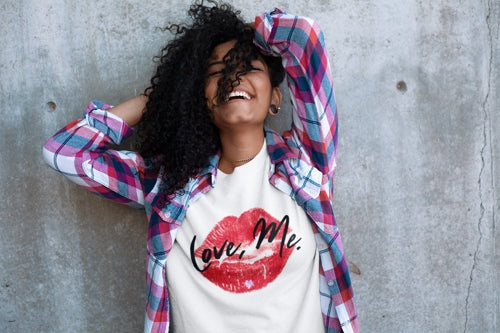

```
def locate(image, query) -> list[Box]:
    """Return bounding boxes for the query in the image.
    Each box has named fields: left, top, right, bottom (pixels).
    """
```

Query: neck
left=218, top=127, right=265, bottom=173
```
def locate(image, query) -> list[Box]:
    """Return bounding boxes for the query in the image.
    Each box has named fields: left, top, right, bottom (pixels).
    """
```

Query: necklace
left=228, top=154, right=258, bottom=164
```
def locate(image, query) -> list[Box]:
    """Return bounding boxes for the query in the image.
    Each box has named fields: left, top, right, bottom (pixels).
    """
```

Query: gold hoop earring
left=269, top=104, right=280, bottom=115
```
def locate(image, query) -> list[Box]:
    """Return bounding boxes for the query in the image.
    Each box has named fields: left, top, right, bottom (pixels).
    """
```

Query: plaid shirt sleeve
left=254, top=9, right=338, bottom=179
left=255, top=10, right=359, bottom=333
left=42, top=100, right=146, bottom=207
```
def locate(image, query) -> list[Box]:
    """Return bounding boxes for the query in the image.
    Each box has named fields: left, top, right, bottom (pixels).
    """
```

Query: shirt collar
left=264, top=126, right=297, bottom=163
left=198, top=151, right=221, bottom=187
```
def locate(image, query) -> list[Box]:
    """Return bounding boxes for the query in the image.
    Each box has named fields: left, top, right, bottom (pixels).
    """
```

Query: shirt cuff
left=85, top=100, right=134, bottom=145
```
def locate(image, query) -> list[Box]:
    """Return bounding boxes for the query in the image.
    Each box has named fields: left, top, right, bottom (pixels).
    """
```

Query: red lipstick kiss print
left=190, top=208, right=301, bottom=293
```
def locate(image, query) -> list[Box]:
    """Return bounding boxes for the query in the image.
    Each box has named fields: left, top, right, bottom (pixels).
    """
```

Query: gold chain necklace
left=228, top=153, right=258, bottom=164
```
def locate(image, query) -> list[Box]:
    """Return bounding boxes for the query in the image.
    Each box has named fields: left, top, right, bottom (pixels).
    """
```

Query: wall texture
left=0, top=0, right=498, bottom=332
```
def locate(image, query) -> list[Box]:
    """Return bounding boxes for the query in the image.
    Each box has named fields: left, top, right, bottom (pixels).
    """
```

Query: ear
left=271, top=87, right=282, bottom=107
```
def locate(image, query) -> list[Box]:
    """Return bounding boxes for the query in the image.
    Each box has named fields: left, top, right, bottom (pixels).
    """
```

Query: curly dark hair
left=135, top=0, right=285, bottom=199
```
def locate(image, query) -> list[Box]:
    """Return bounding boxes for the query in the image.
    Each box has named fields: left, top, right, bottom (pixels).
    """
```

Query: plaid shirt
left=43, top=9, right=358, bottom=333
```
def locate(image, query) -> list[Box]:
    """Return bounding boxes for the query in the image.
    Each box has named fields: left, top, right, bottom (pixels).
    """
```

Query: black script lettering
left=225, top=241, right=240, bottom=257
left=253, top=215, right=302, bottom=257
left=287, top=233, right=301, bottom=249
left=239, top=250, right=246, bottom=259
left=190, top=235, right=243, bottom=272
left=190, top=236, right=210, bottom=272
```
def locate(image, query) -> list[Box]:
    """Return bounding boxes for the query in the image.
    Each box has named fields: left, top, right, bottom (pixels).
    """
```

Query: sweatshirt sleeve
left=42, top=100, right=146, bottom=207
left=254, top=9, right=337, bottom=178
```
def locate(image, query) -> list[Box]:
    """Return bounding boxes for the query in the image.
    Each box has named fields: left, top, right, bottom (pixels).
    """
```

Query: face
left=205, top=40, right=281, bottom=131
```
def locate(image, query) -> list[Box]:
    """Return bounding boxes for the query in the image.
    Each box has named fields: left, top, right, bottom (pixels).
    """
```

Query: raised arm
left=254, top=9, right=337, bottom=177
left=108, top=94, right=147, bottom=127
left=42, top=97, right=148, bottom=207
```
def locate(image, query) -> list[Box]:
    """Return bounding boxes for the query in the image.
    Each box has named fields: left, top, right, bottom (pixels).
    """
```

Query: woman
left=43, top=1, right=358, bottom=332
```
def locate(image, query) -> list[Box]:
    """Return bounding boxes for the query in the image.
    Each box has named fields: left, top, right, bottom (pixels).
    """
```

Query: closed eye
left=207, top=70, right=223, bottom=77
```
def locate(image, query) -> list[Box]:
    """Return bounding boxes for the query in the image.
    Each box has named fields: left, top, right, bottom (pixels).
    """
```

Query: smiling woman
left=42, top=1, right=358, bottom=332
left=204, top=39, right=283, bottom=169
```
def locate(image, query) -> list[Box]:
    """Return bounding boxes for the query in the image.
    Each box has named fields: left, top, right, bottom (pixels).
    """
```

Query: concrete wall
left=0, top=0, right=497, bottom=331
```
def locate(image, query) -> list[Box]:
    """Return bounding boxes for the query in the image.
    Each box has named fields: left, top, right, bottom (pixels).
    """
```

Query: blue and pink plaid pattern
left=43, top=8, right=358, bottom=333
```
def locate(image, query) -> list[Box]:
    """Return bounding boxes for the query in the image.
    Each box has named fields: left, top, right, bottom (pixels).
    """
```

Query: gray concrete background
left=0, top=0, right=498, bottom=332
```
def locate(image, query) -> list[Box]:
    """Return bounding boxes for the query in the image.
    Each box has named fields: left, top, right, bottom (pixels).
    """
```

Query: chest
left=145, top=155, right=331, bottom=258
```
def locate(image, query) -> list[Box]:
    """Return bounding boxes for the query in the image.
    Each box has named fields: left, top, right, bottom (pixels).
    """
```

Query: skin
left=109, top=94, right=147, bottom=128
left=110, top=38, right=282, bottom=175
left=205, top=40, right=282, bottom=173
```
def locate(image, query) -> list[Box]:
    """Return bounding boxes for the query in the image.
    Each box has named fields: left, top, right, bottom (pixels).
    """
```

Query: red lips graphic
left=190, top=208, right=301, bottom=293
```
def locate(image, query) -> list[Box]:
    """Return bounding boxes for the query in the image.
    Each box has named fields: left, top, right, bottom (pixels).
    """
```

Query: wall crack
left=463, top=0, right=494, bottom=332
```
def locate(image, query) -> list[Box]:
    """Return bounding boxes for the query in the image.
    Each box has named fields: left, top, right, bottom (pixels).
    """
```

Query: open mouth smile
left=226, top=90, right=251, bottom=102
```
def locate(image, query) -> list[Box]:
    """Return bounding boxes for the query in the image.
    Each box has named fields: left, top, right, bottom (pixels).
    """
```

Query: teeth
left=228, top=91, right=250, bottom=100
